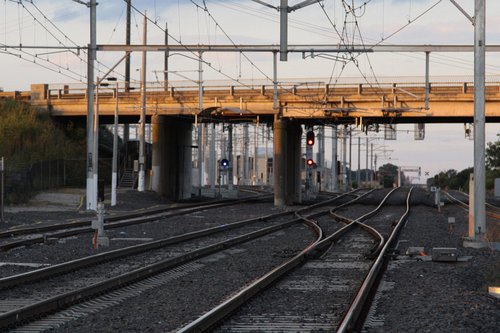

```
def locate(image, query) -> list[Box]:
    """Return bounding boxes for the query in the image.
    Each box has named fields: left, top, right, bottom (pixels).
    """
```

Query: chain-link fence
left=2, top=158, right=88, bottom=203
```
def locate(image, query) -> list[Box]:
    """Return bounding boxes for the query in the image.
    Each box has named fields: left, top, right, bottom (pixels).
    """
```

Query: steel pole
left=254, top=124, right=259, bottom=185
left=342, top=127, right=347, bottom=191
left=319, top=125, right=325, bottom=190
left=93, top=77, right=99, bottom=206
left=357, top=137, right=361, bottom=186
left=243, top=124, right=249, bottom=185
left=474, top=0, right=486, bottom=239
left=279, top=0, right=288, bottom=61
left=273, top=52, right=278, bottom=110
left=197, top=52, right=204, bottom=196
left=332, top=126, right=338, bottom=191
left=111, top=82, right=118, bottom=206
left=138, top=13, right=147, bottom=192
left=210, top=123, right=216, bottom=191
left=86, top=0, right=97, bottom=211
left=425, top=51, right=430, bottom=110
left=227, top=124, right=233, bottom=191
left=305, top=125, right=313, bottom=197
left=370, top=143, right=374, bottom=182
left=365, top=137, right=369, bottom=184
left=262, top=126, right=266, bottom=184
left=125, top=0, right=131, bottom=91
left=348, top=129, right=352, bottom=189
left=164, top=22, right=169, bottom=92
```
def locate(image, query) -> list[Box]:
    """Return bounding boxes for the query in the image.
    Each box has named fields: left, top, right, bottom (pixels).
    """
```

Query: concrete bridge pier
left=273, top=118, right=302, bottom=207
left=287, top=122, right=302, bottom=204
left=151, top=116, right=192, bottom=200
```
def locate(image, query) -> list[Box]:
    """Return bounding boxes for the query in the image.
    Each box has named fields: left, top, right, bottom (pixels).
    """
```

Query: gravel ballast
left=0, top=188, right=498, bottom=332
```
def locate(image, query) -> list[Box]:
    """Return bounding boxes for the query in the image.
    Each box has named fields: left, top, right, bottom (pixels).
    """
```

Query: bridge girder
left=24, top=81, right=500, bottom=125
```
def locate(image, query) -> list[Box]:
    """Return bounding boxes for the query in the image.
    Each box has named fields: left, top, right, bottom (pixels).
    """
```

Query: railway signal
left=306, top=158, right=315, bottom=167
left=220, top=158, right=229, bottom=169
left=306, top=131, right=315, bottom=146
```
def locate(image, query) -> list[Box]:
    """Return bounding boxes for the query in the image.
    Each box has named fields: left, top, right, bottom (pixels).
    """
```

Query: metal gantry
left=4, top=1, right=487, bottom=240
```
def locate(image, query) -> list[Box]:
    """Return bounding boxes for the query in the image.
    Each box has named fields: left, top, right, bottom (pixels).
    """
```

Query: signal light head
left=306, top=131, right=315, bottom=146
left=220, top=159, right=229, bottom=168
left=306, top=158, right=314, bottom=167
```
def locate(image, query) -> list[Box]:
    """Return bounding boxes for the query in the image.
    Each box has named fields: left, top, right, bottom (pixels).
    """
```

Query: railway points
left=1, top=1, right=499, bottom=332
left=0, top=187, right=497, bottom=332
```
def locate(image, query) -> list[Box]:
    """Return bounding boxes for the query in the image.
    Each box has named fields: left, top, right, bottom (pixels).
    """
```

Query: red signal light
left=306, top=131, right=315, bottom=146
left=306, top=158, right=314, bottom=166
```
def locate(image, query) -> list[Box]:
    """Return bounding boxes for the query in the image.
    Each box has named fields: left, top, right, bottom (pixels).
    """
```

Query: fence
left=3, top=159, right=87, bottom=203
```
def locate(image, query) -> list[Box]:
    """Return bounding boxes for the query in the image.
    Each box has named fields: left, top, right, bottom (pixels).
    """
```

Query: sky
left=1, top=0, right=500, bottom=182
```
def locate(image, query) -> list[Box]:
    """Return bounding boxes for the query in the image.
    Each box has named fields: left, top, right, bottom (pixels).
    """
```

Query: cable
left=122, top=0, right=263, bottom=90
left=0, top=46, right=83, bottom=82
left=106, top=5, right=126, bottom=44
left=11, top=1, right=128, bottom=81
left=377, top=0, right=443, bottom=45
left=215, top=0, right=340, bottom=40
left=190, top=0, right=275, bottom=84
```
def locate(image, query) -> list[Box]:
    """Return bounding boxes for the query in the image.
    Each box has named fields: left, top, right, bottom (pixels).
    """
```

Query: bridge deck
left=4, top=80, right=500, bottom=124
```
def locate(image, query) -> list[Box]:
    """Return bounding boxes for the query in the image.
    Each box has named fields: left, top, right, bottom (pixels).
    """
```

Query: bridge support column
left=274, top=118, right=302, bottom=207
left=287, top=122, right=302, bottom=204
left=151, top=115, right=165, bottom=193
left=152, top=118, right=192, bottom=201
left=274, top=118, right=286, bottom=207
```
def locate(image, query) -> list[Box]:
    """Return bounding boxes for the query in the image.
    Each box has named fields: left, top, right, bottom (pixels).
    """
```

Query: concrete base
left=198, top=187, right=239, bottom=199
left=96, top=236, right=109, bottom=247
left=462, top=237, right=492, bottom=249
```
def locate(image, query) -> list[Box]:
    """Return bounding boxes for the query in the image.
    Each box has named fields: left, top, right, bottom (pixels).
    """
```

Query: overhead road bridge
left=6, top=77, right=500, bottom=125
left=1, top=41, right=496, bottom=244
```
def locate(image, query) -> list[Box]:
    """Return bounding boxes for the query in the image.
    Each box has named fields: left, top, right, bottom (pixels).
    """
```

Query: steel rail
left=0, top=209, right=316, bottom=331
left=328, top=212, right=385, bottom=260
left=327, top=188, right=399, bottom=258
left=293, top=189, right=366, bottom=223
left=447, top=190, right=500, bottom=212
left=444, top=191, right=500, bottom=220
left=309, top=187, right=400, bottom=262
left=337, top=187, right=414, bottom=333
left=444, top=191, right=469, bottom=210
left=0, top=195, right=267, bottom=239
left=176, top=191, right=369, bottom=333
left=177, top=189, right=379, bottom=332
left=0, top=210, right=292, bottom=291
left=0, top=195, right=272, bottom=251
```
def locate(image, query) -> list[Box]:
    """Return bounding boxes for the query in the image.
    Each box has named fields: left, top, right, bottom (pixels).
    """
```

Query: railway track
left=0, top=192, right=359, bottom=332
left=0, top=195, right=272, bottom=252
left=177, top=187, right=413, bottom=332
left=445, top=190, right=500, bottom=220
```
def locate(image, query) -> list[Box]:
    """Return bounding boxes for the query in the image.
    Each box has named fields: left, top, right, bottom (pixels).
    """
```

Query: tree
left=0, top=100, right=85, bottom=167
left=0, top=100, right=87, bottom=202
left=449, top=168, right=473, bottom=190
left=486, top=139, right=500, bottom=171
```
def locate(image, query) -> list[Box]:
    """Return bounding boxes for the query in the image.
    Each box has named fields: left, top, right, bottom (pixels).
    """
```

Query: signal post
left=305, top=128, right=315, bottom=199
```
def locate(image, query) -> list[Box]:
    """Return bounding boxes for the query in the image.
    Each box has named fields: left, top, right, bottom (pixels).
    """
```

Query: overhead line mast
left=86, top=0, right=97, bottom=211
left=125, top=0, right=131, bottom=92
left=251, top=0, right=322, bottom=61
